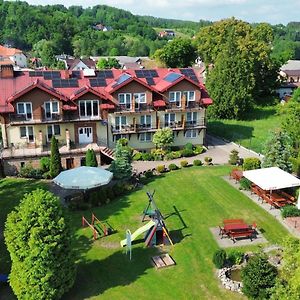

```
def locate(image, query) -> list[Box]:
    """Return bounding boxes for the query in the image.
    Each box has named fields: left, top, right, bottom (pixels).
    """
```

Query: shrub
left=227, top=250, right=244, bottom=265
left=239, top=177, right=252, bottom=190
left=243, top=157, right=261, bottom=170
left=39, top=157, right=50, bottom=173
left=180, top=160, right=188, bottom=168
left=204, top=156, right=213, bottom=165
left=168, top=163, right=178, bottom=170
left=228, top=149, right=240, bottom=165
left=281, top=205, right=300, bottom=218
left=19, top=164, right=43, bottom=179
left=170, top=146, right=180, bottom=151
left=142, top=152, right=154, bottom=161
left=85, top=149, right=98, bottom=167
left=117, top=138, right=128, bottom=146
left=144, top=170, right=154, bottom=178
left=290, top=156, right=300, bottom=177
left=156, top=165, right=165, bottom=173
left=133, top=152, right=142, bottom=161
left=241, top=254, right=277, bottom=299
left=193, top=145, right=204, bottom=155
left=50, top=136, right=62, bottom=178
left=181, top=148, right=194, bottom=157
left=212, top=249, right=227, bottom=269
left=151, top=148, right=165, bottom=161
left=184, top=142, right=194, bottom=151
left=193, top=159, right=202, bottom=166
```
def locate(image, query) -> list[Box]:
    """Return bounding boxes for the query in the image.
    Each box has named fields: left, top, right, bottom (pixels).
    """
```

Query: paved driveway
left=132, top=134, right=262, bottom=173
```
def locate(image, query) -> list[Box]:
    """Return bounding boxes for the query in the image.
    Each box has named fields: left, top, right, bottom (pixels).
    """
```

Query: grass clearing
left=0, top=167, right=290, bottom=299
left=207, top=105, right=282, bottom=153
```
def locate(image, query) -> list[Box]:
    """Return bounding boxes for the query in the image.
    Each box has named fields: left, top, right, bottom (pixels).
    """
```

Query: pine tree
left=262, top=130, right=293, bottom=172
left=4, top=189, right=76, bottom=300
left=85, top=149, right=98, bottom=167
left=50, top=136, right=62, bottom=178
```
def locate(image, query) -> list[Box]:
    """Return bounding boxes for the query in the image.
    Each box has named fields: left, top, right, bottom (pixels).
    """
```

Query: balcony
left=136, top=124, right=157, bottom=132
left=9, top=113, right=63, bottom=125
left=111, top=124, right=136, bottom=134
left=184, top=118, right=206, bottom=128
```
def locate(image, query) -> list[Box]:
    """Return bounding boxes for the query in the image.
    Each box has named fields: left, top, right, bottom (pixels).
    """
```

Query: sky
left=23, top=0, right=299, bottom=25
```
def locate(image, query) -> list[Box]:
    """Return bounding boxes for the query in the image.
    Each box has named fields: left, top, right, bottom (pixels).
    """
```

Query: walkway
left=132, top=134, right=261, bottom=173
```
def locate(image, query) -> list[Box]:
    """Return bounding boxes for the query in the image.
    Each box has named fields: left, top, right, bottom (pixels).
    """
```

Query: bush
left=228, top=149, right=239, bottom=165
left=168, top=163, right=178, bottom=170
left=156, top=165, right=165, bottom=173
left=133, top=152, right=142, bottom=161
left=227, top=250, right=244, bottom=265
left=142, top=152, right=154, bottom=161
left=180, top=160, right=188, bottom=168
left=118, top=138, right=128, bottom=146
left=239, top=178, right=252, bottom=190
left=184, top=142, right=194, bottom=151
left=144, top=170, right=154, bottom=178
left=212, top=249, right=227, bottom=269
left=243, top=157, right=261, bottom=170
left=193, top=159, right=203, bottom=166
left=241, top=254, right=277, bottom=299
left=204, top=156, right=213, bottom=165
left=165, top=151, right=182, bottom=160
left=19, top=164, right=43, bottom=179
left=290, top=156, right=300, bottom=177
left=151, top=148, right=166, bottom=161
left=85, top=149, right=98, bottom=167
left=40, top=157, right=50, bottom=173
left=281, top=205, right=300, bottom=218
left=181, top=148, right=194, bottom=157
left=193, top=145, right=204, bottom=155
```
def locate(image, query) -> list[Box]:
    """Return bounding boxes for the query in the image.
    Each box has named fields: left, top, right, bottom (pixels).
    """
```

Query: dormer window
left=169, top=91, right=181, bottom=107
left=79, top=100, right=99, bottom=118
left=118, top=93, right=132, bottom=110
left=183, top=91, right=195, bottom=101
left=17, top=102, right=32, bottom=120
left=44, top=101, right=59, bottom=119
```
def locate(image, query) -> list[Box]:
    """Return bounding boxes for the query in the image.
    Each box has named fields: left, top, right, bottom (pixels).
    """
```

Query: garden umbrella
left=53, top=166, right=113, bottom=190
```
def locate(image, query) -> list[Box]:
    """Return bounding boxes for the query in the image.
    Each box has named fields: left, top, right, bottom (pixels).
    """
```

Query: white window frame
left=185, top=129, right=197, bottom=139
left=140, top=115, right=151, bottom=128
left=79, top=100, right=99, bottom=118
left=183, top=91, right=195, bottom=102
left=169, top=91, right=181, bottom=107
left=17, top=102, right=32, bottom=120
left=134, top=93, right=146, bottom=104
left=139, top=132, right=152, bottom=142
left=115, top=116, right=127, bottom=130
left=186, top=112, right=197, bottom=125
left=47, top=124, right=61, bottom=141
left=20, top=126, right=34, bottom=142
left=44, top=101, right=59, bottom=119
left=118, top=93, right=132, bottom=109
left=164, top=113, right=176, bottom=127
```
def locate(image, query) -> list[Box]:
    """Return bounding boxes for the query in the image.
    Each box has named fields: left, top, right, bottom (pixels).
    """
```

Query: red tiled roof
left=0, top=68, right=212, bottom=113
left=0, top=45, right=23, bottom=56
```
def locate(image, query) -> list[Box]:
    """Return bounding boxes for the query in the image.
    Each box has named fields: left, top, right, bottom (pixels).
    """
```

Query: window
left=118, top=93, right=131, bottom=109
left=185, top=129, right=197, bottom=138
left=115, top=134, right=127, bottom=141
left=139, top=132, right=152, bottom=142
left=186, top=112, right=197, bottom=125
left=17, top=102, right=32, bottom=120
left=115, top=116, right=127, bottom=130
left=47, top=125, right=61, bottom=140
left=79, top=100, right=99, bottom=118
left=169, top=91, right=181, bottom=107
left=183, top=91, right=195, bottom=102
left=140, top=115, right=151, bottom=128
left=164, top=113, right=176, bottom=127
left=20, top=126, right=34, bottom=142
left=44, top=101, right=59, bottom=119
left=134, top=93, right=146, bottom=109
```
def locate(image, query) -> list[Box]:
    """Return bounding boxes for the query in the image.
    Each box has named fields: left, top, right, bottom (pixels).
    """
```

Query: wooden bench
left=280, top=191, right=296, bottom=203
left=229, top=230, right=255, bottom=243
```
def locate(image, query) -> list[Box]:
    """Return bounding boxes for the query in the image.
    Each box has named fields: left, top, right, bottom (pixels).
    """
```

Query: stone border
left=218, top=265, right=243, bottom=294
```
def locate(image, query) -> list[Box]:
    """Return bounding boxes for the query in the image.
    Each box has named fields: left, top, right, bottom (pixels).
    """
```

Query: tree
left=271, top=238, right=300, bottom=299
left=50, top=136, right=62, bottom=178
left=4, top=189, right=76, bottom=300
left=154, top=38, right=196, bottom=68
left=110, top=139, right=132, bottom=179
left=262, top=130, right=293, bottom=172
left=241, top=254, right=277, bottom=299
left=85, top=149, right=98, bottom=167
left=153, top=128, right=174, bottom=150
left=206, top=33, right=255, bottom=119
left=96, top=57, right=120, bottom=69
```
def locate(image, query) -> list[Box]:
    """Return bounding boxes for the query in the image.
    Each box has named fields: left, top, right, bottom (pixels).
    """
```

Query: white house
left=0, top=45, right=27, bottom=68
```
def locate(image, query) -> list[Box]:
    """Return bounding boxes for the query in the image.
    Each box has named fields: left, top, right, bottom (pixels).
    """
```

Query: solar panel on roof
left=150, top=70, right=158, bottom=77
left=89, top=78, right=107, bottom=87
left=114, top=73, right=131, bottom=86
left=164, top=72, right=183, bottom=83
left=52, top=79, right=78, bottom=88
left=146, top=77, right=155, bottom=85
left=29, top=71, right=43, bottom=77
left=97, top=70, right=114, bottom=78
left=43, top=71, right=61, bottom=80
left=72, top=71, right=82, bottom=79
left=135, top=70, right=143, bottom=78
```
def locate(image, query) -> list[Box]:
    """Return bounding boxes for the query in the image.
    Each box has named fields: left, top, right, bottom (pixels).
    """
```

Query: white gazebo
left=243, top=167, right=300, bottom=208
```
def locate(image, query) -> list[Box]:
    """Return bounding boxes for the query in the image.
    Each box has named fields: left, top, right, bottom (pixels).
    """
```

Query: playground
left=0, top=166, right=291, bottom=300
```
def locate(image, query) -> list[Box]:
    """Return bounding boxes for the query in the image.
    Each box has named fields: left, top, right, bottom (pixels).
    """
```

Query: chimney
left=0, top=64, right=14, bottom=78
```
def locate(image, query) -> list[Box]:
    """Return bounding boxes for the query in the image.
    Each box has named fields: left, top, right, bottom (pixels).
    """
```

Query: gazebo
left=243, top=167, right=300, bottom=208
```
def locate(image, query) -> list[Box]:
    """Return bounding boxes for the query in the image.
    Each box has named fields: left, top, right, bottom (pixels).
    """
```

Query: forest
left=0, top=1, right=299, bottom=61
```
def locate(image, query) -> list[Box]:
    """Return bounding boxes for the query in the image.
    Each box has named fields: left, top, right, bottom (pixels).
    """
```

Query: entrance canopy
left=243, top=167, right=300, bottom=191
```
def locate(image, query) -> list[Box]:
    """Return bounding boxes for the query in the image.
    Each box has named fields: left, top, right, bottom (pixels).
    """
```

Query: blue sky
left=24, top=0, right=299, bottom=25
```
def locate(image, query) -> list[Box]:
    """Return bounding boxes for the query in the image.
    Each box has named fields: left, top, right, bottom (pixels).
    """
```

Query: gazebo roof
left=243, top=167, right=300, bottom=191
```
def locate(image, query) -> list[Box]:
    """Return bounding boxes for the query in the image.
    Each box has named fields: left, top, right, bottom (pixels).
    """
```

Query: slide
left=120, top=220, right=155, bottom=247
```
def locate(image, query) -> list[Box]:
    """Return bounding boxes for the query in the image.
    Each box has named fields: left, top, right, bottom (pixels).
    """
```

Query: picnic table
left=220, top=219, right=256, bottom=243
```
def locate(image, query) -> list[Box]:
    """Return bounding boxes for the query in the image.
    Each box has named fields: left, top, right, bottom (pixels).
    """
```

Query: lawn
left=207, top=105, right=282, bottom=153
left=0, top=166, right=290, bottom=299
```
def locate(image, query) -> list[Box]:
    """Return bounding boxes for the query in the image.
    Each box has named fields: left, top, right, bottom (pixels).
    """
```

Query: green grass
left=0, top=167, right=291, bottom=299
left=207, top=105, right=282, bottom=153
